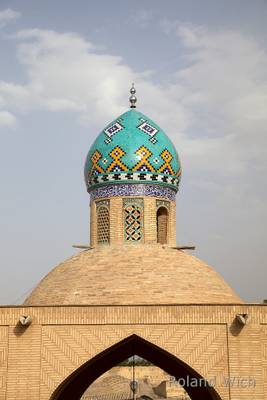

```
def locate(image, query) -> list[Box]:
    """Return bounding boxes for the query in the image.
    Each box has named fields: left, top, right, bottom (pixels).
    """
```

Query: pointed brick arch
left=157, top=206, right=168, bottom=244
left=50, top=334, right=222, bottom=400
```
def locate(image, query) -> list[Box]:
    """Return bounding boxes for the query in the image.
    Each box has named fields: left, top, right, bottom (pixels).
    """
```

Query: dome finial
left=129, top=83, right=137, bottom=108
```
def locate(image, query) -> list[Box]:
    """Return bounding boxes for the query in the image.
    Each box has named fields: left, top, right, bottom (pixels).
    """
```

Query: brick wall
left=0, top=304, right=266, bottom=399
left=90, top=196, right=176, bottom=247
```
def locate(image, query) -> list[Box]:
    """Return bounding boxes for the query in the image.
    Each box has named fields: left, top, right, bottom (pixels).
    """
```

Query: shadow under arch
left=50, top=334, right=222, bottom=400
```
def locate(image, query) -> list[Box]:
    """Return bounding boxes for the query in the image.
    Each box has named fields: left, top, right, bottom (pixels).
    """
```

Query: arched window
left=157, top=207, right=168, bottom=244
left=97, top=206, right=110, bottom=244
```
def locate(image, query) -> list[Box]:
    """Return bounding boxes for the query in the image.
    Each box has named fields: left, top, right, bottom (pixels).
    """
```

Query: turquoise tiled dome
left=84, top=109, right=181, bottom=192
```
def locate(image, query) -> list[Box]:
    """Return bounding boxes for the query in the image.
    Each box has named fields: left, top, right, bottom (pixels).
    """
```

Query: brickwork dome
left=24, top=245, right=242, bottom=305
left=84, top=109, right=181, bottom=193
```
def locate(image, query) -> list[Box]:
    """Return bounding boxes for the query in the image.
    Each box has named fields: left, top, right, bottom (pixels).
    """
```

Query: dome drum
left=89, top=195, right=177, bottom=248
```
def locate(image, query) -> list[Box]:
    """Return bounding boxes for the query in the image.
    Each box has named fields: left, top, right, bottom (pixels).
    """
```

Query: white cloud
left=131, top=9, right=155, bottom=28
left=0, top=28, right=189, bottom=133
left=0, top=8, right=21, bottom=27
left=0, top=24, right=266, bottom=185
left=3, top=29, right=136, bottom=123
left=169, top=24, right=267, bottom=180
left=0, top=110, right=17, bottom=127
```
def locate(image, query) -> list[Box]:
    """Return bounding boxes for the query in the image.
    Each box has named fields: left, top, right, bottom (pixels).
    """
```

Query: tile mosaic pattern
left=123, top=198, right=144, bottom=242
left=104, top=121, right=124, bottom=144
left=84, top=109, right=181, bottom=191
left=106, top=146, right=128, bottom=173
left=88, top=171, right=179, bottom=189
left=137, top=120, right=158, bottom=143
left=132, top=145, right=154, bottom=172
left=96, top=199, right=110, bottom=209
left=156, top=199, right=170, bottom=210
left=90, top=184, right=176, bottom=201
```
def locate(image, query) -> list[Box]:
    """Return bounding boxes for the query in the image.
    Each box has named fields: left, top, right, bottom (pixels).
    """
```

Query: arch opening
left=50, top=335, right=222, bottom=400
left=97, top=206, right=110, bottom=244
left=157, top=206, right=168, bottom=244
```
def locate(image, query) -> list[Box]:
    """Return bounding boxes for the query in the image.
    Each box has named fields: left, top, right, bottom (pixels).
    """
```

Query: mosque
left=0, top=85, right=266, bottom=400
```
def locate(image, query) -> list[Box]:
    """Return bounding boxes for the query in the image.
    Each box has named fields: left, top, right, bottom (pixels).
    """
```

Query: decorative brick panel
left=1, top=305, right=266, bottom=399
left=40, top=324, right=228, bottom=400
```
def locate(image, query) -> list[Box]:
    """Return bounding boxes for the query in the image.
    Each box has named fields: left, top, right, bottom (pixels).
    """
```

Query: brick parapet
left=0, top=304, right=267, bottom=326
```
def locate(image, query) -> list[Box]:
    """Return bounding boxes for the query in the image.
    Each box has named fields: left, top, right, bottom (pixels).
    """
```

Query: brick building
left=0, top=86, right=266, bottom=399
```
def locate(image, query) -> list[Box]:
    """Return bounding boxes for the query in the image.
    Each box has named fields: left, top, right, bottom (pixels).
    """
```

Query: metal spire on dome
left=129, top=83, right=137, bottom=108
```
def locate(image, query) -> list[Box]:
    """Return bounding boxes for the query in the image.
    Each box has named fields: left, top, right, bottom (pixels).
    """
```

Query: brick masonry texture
left=90, top=196, right=176, bottom=246
left=23, top=245, right=242, bottom=306
left=2, top=173, right=265, bottom=400
left=0, top=304, right=266, bottom=399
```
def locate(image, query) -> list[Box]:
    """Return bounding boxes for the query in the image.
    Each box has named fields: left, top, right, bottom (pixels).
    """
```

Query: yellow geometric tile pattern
left=106, top=146, right=128, bottom=173
left=132, top=146, right=154, bottom=172
left=157, top=149, right=175, bottom=175
left=90, top=150, right=105, bottom=175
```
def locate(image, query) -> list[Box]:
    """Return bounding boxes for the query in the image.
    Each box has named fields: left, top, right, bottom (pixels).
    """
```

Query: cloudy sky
left=0, top=0, right=266, bottom=304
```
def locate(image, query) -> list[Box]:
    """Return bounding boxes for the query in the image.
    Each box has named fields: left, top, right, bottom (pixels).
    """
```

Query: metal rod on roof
left=172, top=246, right=196, bottom=250
left=72, top=244, right=92, bottom=249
